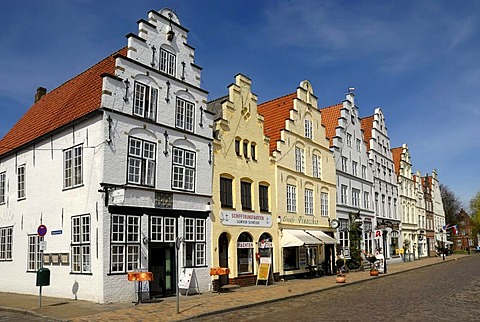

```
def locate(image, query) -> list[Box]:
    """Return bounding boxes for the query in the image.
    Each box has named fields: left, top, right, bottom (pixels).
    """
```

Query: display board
left=256, top=263, right=271, bottom=286
left=178, top=268, right=199, bottom=295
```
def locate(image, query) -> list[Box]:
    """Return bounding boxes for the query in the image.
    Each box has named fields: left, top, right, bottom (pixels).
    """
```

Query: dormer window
left=160, top=48, right=176, bottom=77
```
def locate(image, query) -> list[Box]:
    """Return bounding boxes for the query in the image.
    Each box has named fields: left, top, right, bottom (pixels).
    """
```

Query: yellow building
left=258, top=80, right=338, bottom=277
left=208, top=74, right=278, bottom=288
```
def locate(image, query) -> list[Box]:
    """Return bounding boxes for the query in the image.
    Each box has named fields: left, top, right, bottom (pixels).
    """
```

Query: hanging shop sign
left=237, top=242, right=254, bottom=248
left=220, top=211, right=272, bottom=227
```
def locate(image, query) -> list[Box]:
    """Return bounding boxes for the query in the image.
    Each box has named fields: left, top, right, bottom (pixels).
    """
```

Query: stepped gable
left=319, top=103, right=342, bottom=147
left=257, top=93, right=297, bottom=154
left=0, top=47, right=127, bottom=156
left=360, top=115, right=374, bottom=151
left=391, top=146, right=403, bottom=177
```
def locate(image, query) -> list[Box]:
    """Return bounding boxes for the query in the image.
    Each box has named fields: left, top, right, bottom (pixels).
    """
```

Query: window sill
left=63, top=184, right=85, bottom=192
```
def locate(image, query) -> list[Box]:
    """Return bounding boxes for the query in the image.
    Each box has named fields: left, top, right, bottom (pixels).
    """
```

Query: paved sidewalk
left=0, top=254, right=467, bottom=321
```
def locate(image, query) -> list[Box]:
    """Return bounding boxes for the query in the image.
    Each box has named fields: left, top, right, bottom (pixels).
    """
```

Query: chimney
left=35, top=87, right=47, bottom=103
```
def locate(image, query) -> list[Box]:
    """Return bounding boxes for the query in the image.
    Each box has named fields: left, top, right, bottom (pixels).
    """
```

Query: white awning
left=281, top=229, right=323, bottom=247
left=436, top=238, right=453, bottom=245
left=305, top=230, right=339, bottom=245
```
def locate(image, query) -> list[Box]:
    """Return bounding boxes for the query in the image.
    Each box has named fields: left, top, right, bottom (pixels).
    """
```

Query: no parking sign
left=37, top=224, right=47, bottom=237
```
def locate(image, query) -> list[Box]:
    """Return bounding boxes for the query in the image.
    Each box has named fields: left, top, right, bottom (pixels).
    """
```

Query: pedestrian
left=467, top=246, right=470, bottom=255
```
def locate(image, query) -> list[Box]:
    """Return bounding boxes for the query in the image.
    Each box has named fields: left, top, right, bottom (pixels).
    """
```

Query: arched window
left=237, top=233, right=253, bottom=275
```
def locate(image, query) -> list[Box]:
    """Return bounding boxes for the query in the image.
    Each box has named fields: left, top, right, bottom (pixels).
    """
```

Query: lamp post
left=382, top=229, right=388, bottom=274
left=439, top=229, right=445, bottom=261
left=175, top=237, right=184, bottom=314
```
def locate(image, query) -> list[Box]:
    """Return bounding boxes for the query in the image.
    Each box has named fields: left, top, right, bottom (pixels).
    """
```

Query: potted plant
left=335, top=258, right=346, bottom=283
left=365, top=253, right=379, bottom=276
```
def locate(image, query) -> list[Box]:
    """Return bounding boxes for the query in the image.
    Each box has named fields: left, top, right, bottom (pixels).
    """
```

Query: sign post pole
left=37, top=224, right=47, bottom=307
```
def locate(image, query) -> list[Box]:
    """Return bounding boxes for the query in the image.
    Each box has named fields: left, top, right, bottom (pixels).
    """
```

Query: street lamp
left=439, top=229, right=445, bottom=261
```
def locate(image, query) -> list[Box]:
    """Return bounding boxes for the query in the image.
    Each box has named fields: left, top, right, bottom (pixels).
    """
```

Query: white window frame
left=321, top=192, right=329, bottom=217
left=312, top=155, right=321, bottom=178
left=110, top=214, right=141, bottom=273
left=0, top=226, right=13, bottom=261
left=175, top=97, right=194, bottom=132
left=364, top=192, right=370, bottom=209
left=352, top=161, right=358, bottom=177
left=164, top=217, right=176, bottom=242
left=172, top=147, right=196, bottom=191
left=304, top=119, right=313, bottom=139
left=160, top=48, right=176, bottom=76
left=133, top=81, right=158, bottom=121
left=305, top=188, right=314, bottom=215
left=184, top=218, right=206, bottom=267
left=356, top=139, right=361, bottom=152
left=295, top=147, right=305, bottom=173
left=17, top=164, right=25, bottom=200
left=341, top=185, right=348, bottom=204
left=27, top=235, right=43, bottom=271
left=362, top=165, right=367, bottom=179
left=352, top=188, right=360, bottom=207
left=287, top=184, right=297, bottom=213
left=127, top=137, right=156, bottom=187
left=71, top=215, right=91, bottom=273
left=0, top=172, right=5, bottom=204
left=341, top=157, right=348, bottom=172
left=347, top=133, right=352, bottom=147
left=64, top=145, right=83, bottom=189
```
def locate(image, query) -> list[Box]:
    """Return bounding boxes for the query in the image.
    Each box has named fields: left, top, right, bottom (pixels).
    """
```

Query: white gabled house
left=0, top=8, right=214, bottom=303
left=361, top=108, right=401, bottom=259
left=320, top=91, right=375, bottom=260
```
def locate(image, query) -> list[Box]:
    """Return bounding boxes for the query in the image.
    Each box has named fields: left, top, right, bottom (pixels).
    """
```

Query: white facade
left=0, top=8, right=214, bottom=303
left=395, top=144, right=418, bottom=258
left=414, top=171, right=427, bottom=258
left=322, top=91, right=374, bottom=259
left=364, top=108, right=400, bottom=258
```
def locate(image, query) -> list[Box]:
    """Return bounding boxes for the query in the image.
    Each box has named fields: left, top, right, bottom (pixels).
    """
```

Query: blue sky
left=1, top=0, right=479, bottom=209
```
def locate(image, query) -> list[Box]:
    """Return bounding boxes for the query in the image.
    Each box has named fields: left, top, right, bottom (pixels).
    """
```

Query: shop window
left=282, top=247, right=298, bottom=270
left=110, top=214, right=141, bottom=273
left=184, top=218, right=206, bottom=267
left=237, top=233, right=253, bottom=275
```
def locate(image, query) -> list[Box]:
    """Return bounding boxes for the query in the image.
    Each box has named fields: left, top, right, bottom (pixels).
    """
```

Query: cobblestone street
left=195, top=255, right=480, bottom=322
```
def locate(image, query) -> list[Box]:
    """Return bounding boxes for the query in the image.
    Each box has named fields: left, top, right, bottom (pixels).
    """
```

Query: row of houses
left=0, top=8, right=446, bottom=303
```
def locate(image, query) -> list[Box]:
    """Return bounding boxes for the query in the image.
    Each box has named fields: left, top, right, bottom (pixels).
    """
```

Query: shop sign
left=220, top=211, right=272, bottom=227
left=281, top=215, right=320, bottom=226
left=237, top=242, right=254, bottom=248
left=111, top=189, right=125, bottom=204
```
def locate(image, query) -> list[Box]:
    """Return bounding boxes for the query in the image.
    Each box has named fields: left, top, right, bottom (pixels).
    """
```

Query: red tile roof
left=391, top=146, right=403, bottom=177
left=319, top=104, right=342, bottom=147
left=360, top=115, right=374, bottom=151
left=257, top=93, right=297, bottom=154
left=0, top=47, right=127, bottom=156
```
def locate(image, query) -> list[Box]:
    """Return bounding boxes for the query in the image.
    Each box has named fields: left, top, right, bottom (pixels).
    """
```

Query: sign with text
left=220, top=211, right=272, bottom=227
left=257, top=263, right=270, bottom=281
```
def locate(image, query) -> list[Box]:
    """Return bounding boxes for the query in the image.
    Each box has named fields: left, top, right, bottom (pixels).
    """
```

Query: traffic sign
left=37, top=224, right=47, bottom=237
